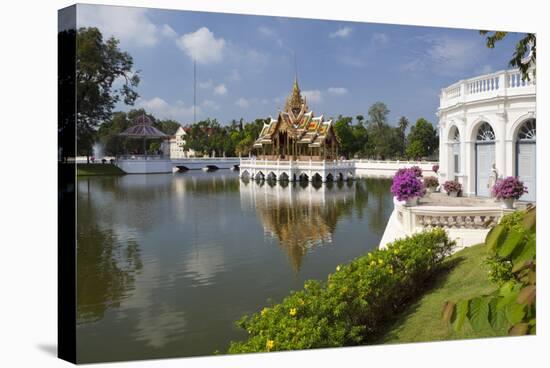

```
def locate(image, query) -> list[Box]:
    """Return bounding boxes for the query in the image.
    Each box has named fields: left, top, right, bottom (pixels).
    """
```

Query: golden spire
left=285, top=76, right=306, bottom=113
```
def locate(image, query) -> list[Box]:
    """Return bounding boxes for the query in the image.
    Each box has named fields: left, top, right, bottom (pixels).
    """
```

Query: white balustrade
left=440, top=69, right=535, bottom=109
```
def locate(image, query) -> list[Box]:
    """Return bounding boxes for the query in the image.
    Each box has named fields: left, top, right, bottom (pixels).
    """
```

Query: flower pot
left=448, top=191, right=458, bottom=197
left=502, top=198, right=515, bottom=209
left=405, top=197, right=418, bottom=206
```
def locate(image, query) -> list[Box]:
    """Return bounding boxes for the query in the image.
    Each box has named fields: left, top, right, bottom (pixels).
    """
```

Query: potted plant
left=424, top=176, right=439, bottom=193
left=443, top=180, right=462, bottom=197
left=391, top=168, right=426, bottom=206
left=491, top=176, right=528, bottom=209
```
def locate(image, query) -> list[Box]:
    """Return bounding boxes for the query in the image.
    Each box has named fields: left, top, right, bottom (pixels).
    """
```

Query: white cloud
left=161, top=24, right=177, bottom=38
left=235, top=98, right=250, bottom=108
left=372, top=32, right=389, bottom=44
left=402, top=35, right=482, bottom=75
left=327, top=87, right=348, bottom=95
left=227, top=69, right=241, bottom=81
left=177, top=27, right=226, bottom=64
left=78, top=5, right=159, bottom=47
left=329, top=27, right=353, bottom=39
left=213, top=84, right=227, bottom=96
left=302, top=90, right=322, bottom=103
left=477, top=64, right=494, bottom=75
left=137, top=97, right=198, bottom=122
left=198, top=79, right=213, bottom=89
left=337, top=55, right=366, bottom=67
left=258, top=26, right=283, bottom=46
left=201, top=99, right=220, bottom=110
left=258, top=26, right=275, bottom=37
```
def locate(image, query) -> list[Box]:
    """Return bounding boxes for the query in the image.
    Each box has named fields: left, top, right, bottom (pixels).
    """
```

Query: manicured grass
left=77, top=163, right=126, bottom=176
left=377, top=243, right=504, bottom=344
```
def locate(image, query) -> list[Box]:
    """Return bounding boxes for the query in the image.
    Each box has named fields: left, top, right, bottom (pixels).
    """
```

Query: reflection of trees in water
left=82, top=173, right=239, bottom=200
left=77, top=191, right=143, bottom=325
left=362, top=178, right=393, bottom=233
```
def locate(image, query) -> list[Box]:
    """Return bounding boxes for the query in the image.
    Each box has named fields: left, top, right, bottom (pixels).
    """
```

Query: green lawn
left=377, top=243, right=505, bottom=344
left=77, top=163, right=126, bottom=176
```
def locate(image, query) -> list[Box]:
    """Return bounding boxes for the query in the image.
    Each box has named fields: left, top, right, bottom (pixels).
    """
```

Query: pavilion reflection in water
left=240, top=179, right=357, bottom=271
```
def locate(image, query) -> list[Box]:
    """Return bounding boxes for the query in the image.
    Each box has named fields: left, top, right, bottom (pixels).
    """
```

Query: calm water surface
left=76, top=171, right=392, bottom=363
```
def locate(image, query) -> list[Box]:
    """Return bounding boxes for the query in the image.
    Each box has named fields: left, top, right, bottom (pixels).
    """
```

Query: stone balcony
left=380, top=192, right=531, bottom=251
left=439, top=69, right=536, bottom=110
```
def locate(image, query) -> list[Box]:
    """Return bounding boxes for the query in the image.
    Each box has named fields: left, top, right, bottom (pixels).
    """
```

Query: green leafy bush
left=443, top=206, right=536, bottom=335
left=228, top=228, right=455, bottom=353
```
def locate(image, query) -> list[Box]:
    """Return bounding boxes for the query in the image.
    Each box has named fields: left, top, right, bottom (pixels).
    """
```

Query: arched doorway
left=475, top=122, right=496, bottom=197
left=516, top=119, right=536, bottom=201
left=449, top=126, right=461, bottom=180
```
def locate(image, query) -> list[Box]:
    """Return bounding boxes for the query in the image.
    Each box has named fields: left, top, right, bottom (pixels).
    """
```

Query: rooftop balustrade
left=439, top=69, right=536, bottom=109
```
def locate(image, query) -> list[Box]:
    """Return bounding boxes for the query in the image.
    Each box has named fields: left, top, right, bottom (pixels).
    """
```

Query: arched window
left=476, top=122, right=495, bottom=141
left=450, top=126, right=460, bottom=142
left=518, top=119, right=536, bottom=141
left=515, top=119, right=536, bottom=202
left=449, top=126, right=461, bottom=178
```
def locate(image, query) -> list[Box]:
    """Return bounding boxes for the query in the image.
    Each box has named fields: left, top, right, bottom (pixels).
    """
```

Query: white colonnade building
left=438, top=69, right=536, bottom=201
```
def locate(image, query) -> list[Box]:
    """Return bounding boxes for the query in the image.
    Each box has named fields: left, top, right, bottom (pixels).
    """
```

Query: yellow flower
left=261, top=307, right=269, bottom=316
left=336, top=265, right=341, bottom=272
left=388, top=268, right=394, bottom=274
left=393, top=249, right=399, bottom=255
left=378, top=259, right=384, bottom=265
left=370, top=260, right=376, bottom=266
left=289, top=308, right=297, bottom=316
left=266, top=339, right=275, bottom=351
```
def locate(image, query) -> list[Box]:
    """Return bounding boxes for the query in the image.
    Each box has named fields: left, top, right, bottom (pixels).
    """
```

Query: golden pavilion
left=253, top=78, right=340, bottom=161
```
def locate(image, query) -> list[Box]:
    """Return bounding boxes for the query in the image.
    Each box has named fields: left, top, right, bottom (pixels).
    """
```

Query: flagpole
left=193, top=59, right=196, bottom=124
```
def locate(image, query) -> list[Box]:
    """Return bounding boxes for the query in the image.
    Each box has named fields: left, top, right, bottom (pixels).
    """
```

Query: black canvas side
left=58, top=4, right=77, bottom=364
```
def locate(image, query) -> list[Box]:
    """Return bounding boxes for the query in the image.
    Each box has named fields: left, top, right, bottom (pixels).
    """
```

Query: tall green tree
left=396, top=116, right=410, bottom=157
left=76, top=27, right=140, bottom=161
left=334, top=115, right=355, bottom=158
left=367, top=102, right=389, bottom=130
left=405, top=118, right=438, bottom=159
left=479, top=31, right=536, bottom=80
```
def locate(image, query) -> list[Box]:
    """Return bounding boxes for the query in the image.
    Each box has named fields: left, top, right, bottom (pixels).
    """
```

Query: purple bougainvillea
left=395, top=166, right=423, bottom=178
left=443, top=180, right=462, bottom=193
left=432, top=164, right=439, bottom=173
left=391, top=169, right=426, bottom=201
left=492, top=176, right=528, bottom=200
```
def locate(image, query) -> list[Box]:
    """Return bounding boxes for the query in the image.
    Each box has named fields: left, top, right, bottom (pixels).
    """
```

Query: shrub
left=391, top=169, right=426, bottom=201
left=443, top=207, right=536, bottom=336
left=443, top=180, right=461, bottom=194
left=491, top=176, right=528, bottom=200
left=228, top=228, right=455, bottom=353
left=424, top=176, right=439, bottom=189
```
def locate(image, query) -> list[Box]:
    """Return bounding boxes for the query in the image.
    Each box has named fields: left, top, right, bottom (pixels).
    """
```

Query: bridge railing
left=117, top=154, right=167, bottom=161
left=240, top=159, right=355, bottom=169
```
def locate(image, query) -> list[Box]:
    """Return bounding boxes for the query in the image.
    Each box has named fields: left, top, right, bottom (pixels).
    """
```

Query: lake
left=76, top=171, right=393, bottom=363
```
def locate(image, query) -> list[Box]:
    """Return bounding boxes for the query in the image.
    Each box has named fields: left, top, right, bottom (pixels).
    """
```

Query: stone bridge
left=171, top=157, right=240, bottom=172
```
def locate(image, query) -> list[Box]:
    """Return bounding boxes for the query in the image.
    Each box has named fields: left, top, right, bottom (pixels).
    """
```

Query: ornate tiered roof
left=119, top=114, right=168, bottom=138
left=253, top=78, right=338, bottom=150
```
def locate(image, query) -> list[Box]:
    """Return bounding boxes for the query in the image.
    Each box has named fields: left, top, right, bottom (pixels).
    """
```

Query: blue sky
left=77, top=4, right=523, bottom=126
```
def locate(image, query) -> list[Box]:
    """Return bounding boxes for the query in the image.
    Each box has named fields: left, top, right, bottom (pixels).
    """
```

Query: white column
left=438, top=120, right=447, bottom=181
left=495, top=112, right=508, bottom=178
left=463, top=140, right=475, bottom=196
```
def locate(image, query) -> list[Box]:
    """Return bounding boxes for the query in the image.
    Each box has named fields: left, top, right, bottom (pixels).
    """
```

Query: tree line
left=74, top=26, right=536, bottom=161
left=333, top=102, right=438, bottom=160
